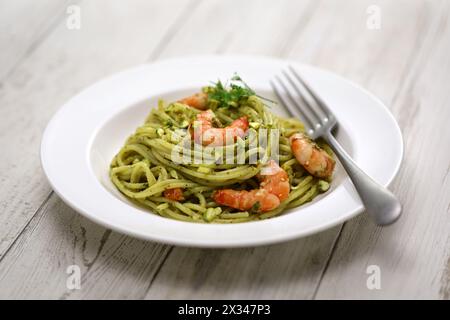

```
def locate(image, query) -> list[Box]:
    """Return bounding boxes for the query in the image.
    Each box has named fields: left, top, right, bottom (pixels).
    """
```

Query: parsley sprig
left=206, top=74, right=275, bottom=109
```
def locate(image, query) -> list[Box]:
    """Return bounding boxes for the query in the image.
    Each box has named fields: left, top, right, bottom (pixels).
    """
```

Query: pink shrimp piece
left=163, top=188, right=184, bottom=201
left=192, top=110, right=249, bottom=147
left=213, top=160, right=290, bottom=212
left=178, top=92, right=208, bottom=110
left=290, top=132, right=335, bottom=179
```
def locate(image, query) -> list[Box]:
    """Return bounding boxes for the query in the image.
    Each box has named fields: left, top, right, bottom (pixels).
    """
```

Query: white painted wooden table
left=0, top=0, right=449, bottom=300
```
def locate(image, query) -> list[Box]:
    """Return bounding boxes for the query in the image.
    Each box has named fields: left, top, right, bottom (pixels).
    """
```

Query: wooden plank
left=315, top=0, right=450, bottom=299
left=0, top=0, right=71, bottom=256
left=0, top=196, right=171, bottom=299
left=0, top=0, right=72, bottom=80
left=0, top=0, right=191, bottom=259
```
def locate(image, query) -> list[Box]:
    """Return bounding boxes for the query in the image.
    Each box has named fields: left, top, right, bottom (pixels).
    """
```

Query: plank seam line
left=310, top=2, right=447, bottom=299
left=0, top=0, right=201, bottom=272
left=142, top=246, right=174, bottom=298
left=311, top=223, right=345, bottom=299
left=0, top=191, right=54, bottom=263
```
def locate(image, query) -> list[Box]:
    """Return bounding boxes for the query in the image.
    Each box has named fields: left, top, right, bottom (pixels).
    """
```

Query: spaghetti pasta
left=110, top=78, right=333, bottom=223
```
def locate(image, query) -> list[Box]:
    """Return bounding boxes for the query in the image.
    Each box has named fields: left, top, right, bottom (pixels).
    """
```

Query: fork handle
left=323, top=132, right=402, bottom=225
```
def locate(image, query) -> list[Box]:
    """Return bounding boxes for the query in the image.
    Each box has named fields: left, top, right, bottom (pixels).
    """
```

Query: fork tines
left=270, top=65, right=335, bottom=138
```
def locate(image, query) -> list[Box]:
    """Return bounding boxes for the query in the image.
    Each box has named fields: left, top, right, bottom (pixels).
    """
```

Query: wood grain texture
left=0, top=0, right=191, bottom=258
left=315, top=0, right=450, bottom=299
left=0, top=0, right=76, bottom=257
left=0, top=0, right=73, bottom=81
left=0, top=0, right=448, bottom=299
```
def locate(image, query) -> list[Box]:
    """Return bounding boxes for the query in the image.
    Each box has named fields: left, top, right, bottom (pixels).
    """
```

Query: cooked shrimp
left=290, top=132, right=335, bottom=179
left=213, top=160, right=290, bottom=212
left=259, top=161, right=290, bottom=202
left=178, top=92, right=208, bottom=110
left=192, top=110, right=249, bottom=147
left=213, top=189, right=279, bottom=212
left=164, top=188, right=184, bottom=201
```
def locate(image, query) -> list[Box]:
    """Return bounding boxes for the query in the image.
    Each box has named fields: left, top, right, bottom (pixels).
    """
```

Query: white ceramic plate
left=41, top=55, right=403, bottom=248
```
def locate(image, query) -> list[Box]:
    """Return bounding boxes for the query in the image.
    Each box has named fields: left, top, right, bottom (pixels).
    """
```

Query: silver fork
left=271, top=65, right=401, bottom=225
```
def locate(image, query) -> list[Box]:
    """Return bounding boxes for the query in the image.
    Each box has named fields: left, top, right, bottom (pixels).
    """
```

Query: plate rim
left=40, top=54, right=404, bottom=247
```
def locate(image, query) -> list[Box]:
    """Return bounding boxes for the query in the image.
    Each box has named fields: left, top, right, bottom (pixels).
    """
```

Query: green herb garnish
left=206, top=73, right=275, bottom=109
